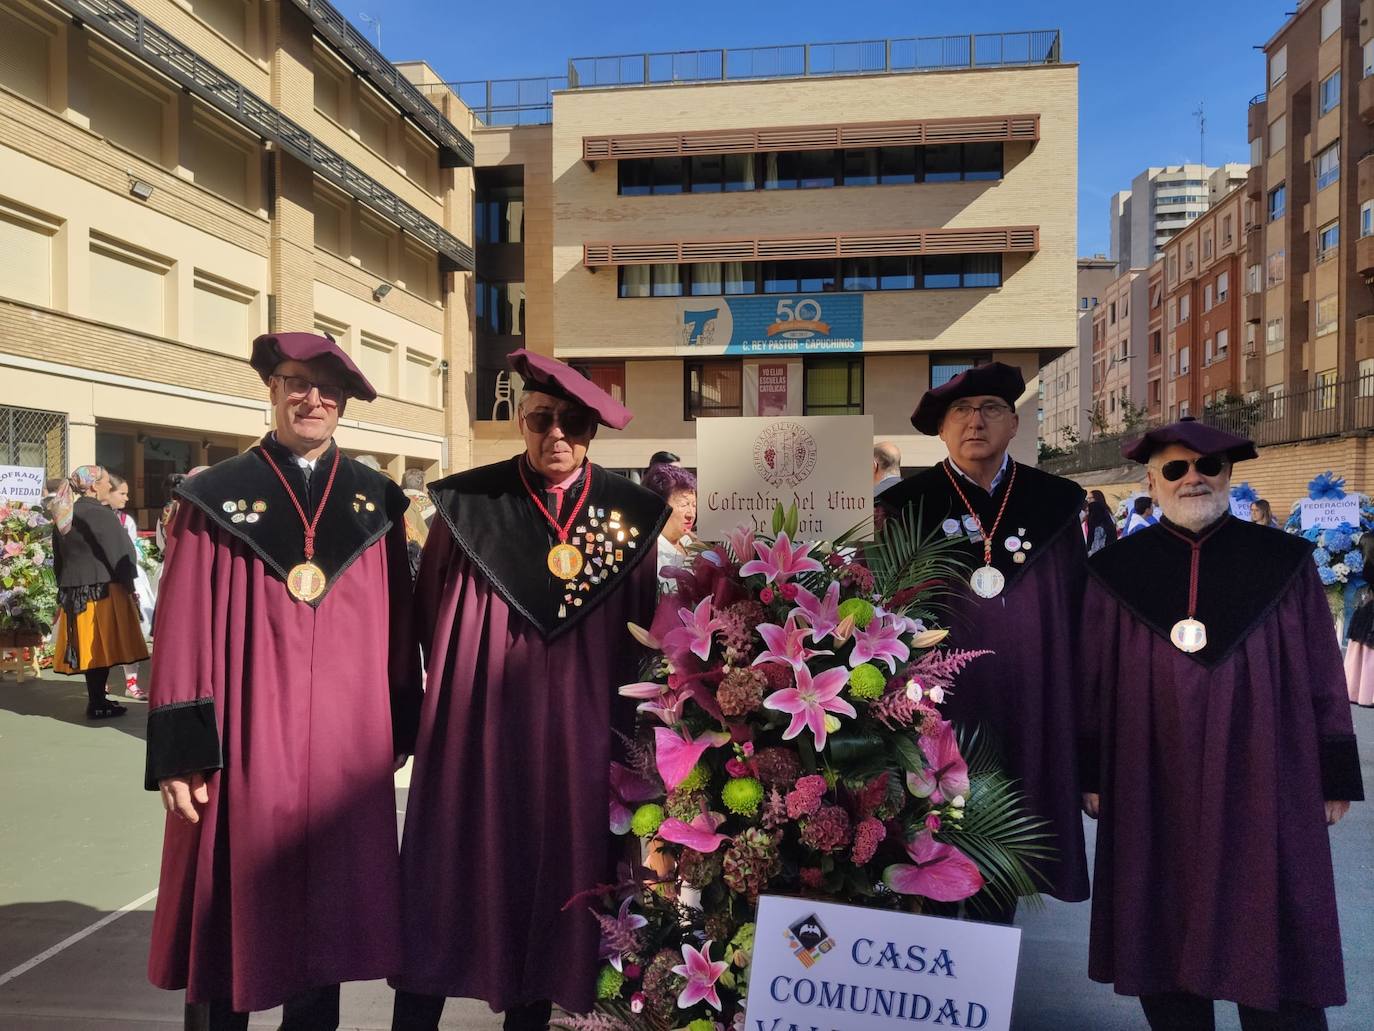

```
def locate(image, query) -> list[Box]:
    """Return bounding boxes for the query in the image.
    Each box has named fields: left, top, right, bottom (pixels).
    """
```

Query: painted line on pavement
left=0, top=888, right=159, bottom=988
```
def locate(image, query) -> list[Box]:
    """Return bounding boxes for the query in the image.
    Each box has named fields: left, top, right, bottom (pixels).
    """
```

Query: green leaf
left=771, top=503, right=786, bottom=536
left=891, top=734, right=922, bottom=773
left=785, top=501, right=799, bottom=538
left=865, top=501, right=971, bottom=615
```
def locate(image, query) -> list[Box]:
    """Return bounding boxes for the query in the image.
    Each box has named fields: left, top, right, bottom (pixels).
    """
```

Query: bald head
left=873, top=442, right=902, bottom=484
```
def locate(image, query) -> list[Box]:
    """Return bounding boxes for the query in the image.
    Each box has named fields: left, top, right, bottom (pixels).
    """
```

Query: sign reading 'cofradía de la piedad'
left=744, top=896, right=1021, bottom=1031
left=695, top=416, right=873, bottom=541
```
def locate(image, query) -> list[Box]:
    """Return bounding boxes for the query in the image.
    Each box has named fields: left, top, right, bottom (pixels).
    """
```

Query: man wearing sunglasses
left=878, top=361, right=1091, bottom=920
left=144, top=332, right=422, bottom=1029
left=392, top=349, right=669, bottom=1031
left=1081, top=419, right=1362, bottom=1031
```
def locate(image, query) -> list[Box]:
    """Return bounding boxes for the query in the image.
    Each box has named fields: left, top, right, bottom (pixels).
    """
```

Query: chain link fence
left=0, top=405, right=68, bottom=480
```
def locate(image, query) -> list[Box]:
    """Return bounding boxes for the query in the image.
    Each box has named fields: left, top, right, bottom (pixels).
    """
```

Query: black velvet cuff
left=1319, top=733, right=1364, bottom=802
left=1077, top=735, right=1101, bottom=795
left=144, top=698, right=223, bottom=790
left=391, top=687, right=420, bottom=758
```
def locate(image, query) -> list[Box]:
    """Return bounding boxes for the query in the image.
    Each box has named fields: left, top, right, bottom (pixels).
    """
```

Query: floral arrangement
left=1283, top=472, right=1372, bottom=597
left=564, top=507, right=1051, bottom=1030
left=0, top=500, right=58, bottom=634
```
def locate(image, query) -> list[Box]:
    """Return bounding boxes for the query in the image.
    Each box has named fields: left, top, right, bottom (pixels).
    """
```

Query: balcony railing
left=568, top=30, right=1062, bottom=89
left=441, top=77, right=568, bottom=126
left=1041, top=373, right=1374, bottom=476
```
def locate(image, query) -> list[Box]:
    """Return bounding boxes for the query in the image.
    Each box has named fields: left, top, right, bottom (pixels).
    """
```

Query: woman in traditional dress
left=104, top=472, right=154, bottom=699
left=50, top=465, right=149, bottom=719
left=1345, top=535, right=1374, bottom=707
left=1085, top=497, right=1117, bottom=556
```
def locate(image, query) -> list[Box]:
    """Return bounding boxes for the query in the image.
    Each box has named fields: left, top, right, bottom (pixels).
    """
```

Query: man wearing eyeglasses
left=878, top=361, right=1091, bottom=919
left=391, top=349, right=669, bottom=1031
left=1080, top=419, right=1362, bottom=1031
left=145, top=332, right=422, bottom=1030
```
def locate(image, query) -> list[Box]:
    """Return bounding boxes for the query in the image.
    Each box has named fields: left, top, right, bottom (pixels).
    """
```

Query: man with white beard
left=1079, top=419, right=1363, bottom=1031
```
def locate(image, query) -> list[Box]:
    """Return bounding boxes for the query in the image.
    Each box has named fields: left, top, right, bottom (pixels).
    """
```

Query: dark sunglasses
left=1159, top=455, right=1226, bottom=481
left=522, top=407, right=595, bottom=437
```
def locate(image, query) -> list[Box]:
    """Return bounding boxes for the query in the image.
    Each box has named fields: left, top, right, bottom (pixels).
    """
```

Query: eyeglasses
left=273, top=375, right=344, bottom=407
left=1159, top=455, right=1226, bottom=481
left=521, top=406, right=596, bottom=437
left=946, top=401, right=1013, bottom=422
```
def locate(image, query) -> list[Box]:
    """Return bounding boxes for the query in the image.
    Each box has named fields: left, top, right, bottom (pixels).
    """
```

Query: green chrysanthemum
left=837, top=597, right=876, bottom=629
left=721, top=776, right=764, bottom=816
left=596, top=965, right=625, bottom=1000
left=678, top=763, right=710, bottom=792
left=847, top=662, right=886, bottom=700
left=687, top=1020, right=716, bottom=1031
left=730, top=921, right=756, bottom=955
left=630, top=803, right=665, bottom=838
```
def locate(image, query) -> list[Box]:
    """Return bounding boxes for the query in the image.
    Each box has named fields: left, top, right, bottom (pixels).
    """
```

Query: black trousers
left=1140, top=991, right=1328, bottom=1031
left=392, top=991, right=552, bottom=1031
left=188, top=984, right=341, bottom=1031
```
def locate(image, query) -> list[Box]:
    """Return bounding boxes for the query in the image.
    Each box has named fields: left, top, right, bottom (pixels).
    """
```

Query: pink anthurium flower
left=752, top=616, right=832, bottom=672
left=671, top=940, right=730, bottom=1011
left=849, top=614, right=911, bottom=673
left=790, top=581, right=842, bottom=643
left=739, top=532, right=824, bottom=585
left=663, top=597, right=727, bottom=662
left=762, top=663, right=855, bottom=751
left=609, top=762, right=660, bottom=835
left=882, top=832, right=984, bottom=902
left=657, top=811, right=731, bottom=853
left=905, top=720, right=971, bottom=804
left=654, top=726, right=731, bottom=789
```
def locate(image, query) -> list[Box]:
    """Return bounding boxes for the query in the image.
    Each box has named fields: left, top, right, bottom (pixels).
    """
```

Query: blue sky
left=354, top=0, right=1291, bottom=257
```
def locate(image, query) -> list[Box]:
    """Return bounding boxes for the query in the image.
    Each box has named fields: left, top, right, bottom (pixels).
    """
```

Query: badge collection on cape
left=254, top=445, right=341, bottom=603
left=941, top=459, right=1019, bottom=599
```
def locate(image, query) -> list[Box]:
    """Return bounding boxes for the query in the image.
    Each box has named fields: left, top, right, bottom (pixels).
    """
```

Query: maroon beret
left=1122, top=418, right=1257, bottom=465
left=911, top=361, right=1025, bottom=435
left=510, top=348, right=633, bottom=430
left=250, top=332, right=377, bottom=402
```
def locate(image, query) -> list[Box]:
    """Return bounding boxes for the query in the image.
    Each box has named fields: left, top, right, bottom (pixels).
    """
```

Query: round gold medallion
left=548, top=543, right=584, bottom=579
left=287, top=562, right=327, bottom=603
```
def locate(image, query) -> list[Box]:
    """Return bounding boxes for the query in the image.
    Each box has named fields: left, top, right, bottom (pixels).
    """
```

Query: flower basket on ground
left=0, top=500, right=57, bottom=638
left=563, top=507, right=1052, bottom=1030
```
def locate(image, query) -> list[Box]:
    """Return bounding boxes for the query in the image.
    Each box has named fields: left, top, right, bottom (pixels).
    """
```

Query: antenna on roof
left=1192, top=101, right=1206, bottom=169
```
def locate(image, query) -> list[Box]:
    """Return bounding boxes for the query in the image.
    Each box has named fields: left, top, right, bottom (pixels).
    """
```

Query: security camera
left=437, top=359, right=450, bottom=372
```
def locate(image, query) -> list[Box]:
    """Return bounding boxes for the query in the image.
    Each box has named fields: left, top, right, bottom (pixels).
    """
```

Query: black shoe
left=86, top=700, right=128, bottom=720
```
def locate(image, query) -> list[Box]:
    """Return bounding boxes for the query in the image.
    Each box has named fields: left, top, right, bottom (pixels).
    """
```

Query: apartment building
left=1040, top=255, right=1115, bottom=449
left=1089, top=268, right=1150, bottom=433
left=1110, top=163, right=1249, bottom=275
left=0, top=0, right=475, bottom=524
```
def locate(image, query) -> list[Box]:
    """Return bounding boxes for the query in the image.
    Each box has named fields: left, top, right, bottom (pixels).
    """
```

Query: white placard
left=1229, top=497, right=1254, bottom=520
left=696, top=415, right=874, bottom=541
left=0, top=465, right=44, bottom=503
left=1299, top=497, right=1360, bottom=530
left=744, top=895, right=1021, bottom=1031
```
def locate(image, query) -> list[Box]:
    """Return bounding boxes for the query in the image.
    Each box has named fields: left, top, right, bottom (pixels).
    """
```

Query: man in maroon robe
left=391, top=350, right=668, bottom=1031
left=145, top=332, right=421, bottom=1030
left=1081, top=419, right=1363, bottom=1030
left=878, top=362, right=1089, bottom=916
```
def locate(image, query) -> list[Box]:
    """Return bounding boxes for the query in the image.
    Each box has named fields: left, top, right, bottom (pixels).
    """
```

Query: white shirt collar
left=271, top=433, right=319, bottom=471
left=948, top=452, right=1011, bottom=493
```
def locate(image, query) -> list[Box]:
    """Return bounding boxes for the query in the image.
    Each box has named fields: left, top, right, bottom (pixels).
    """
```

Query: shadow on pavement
left=0, top=665, right=150, bottom=743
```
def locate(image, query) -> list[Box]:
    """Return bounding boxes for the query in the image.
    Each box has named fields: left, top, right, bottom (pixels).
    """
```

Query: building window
left=618, top=254, right=1000, bottom=297
left=1203, top=284, right=1213, bottom=312
left=931, top=354, right=991, bottom=390
left=1216, top=270, right=1229, bottom=302
left=685, top=360, right=743, bottom=419
left=405, top=349, right=440, bottom=407
left=1216, top=328, right=1229, bottom=358
left=1266, top=249, right=1285, bottom=287
left=1151, top=331, right=1162, bottom=355
left=475, top=185, right=524, bottom=244
left=1268, top=184, right=1286, bottom=221
left=1363, top=201, right=1374, bottom=238
left=1247, top=264, right=1261, bottom=294
left=1222, top=215, right=1233, bottom=245
left=570, top=362, right=626, bottom=405
left=1316, top=369, right=1337, bottom=410
left=1179, top=294, right=1190, bottom=322
left=1316, top=143, right=1340, bottom=191
left=193, top=269, right=254, bottom=358
left=357, top=332, right=396, bottom=397
left=1321, top=0, right=1340, bottom=40
left=1358, top=358, right=1374, bottom=395
left=1270, top=45, right=1287, bottom=86
left=1366, top=39, right=1374, bottom=77
left=88, top=231, right=171, bottom=337
left=1185, top=243, right=1195, bottom=271
left=652, top=263, right=683, bottom=297
left=1315, top=294, right=1338, bottom=336
left=1108, top=302, right=1117, bottom=324
left=1265, top=317, right=1284, bottom=353
left=1318, top=221, right=1339, bottom=261
left=1168, top=298, right=1177, bottom=329
left=0, top=195, right=60, bottom=309
left=1319, top=70, right=1341, bottom=115
left=1179, top=346, right=1190, bottom=374
left=476, top=279, right=525, bottom=335
left=1267, top=384, right=1285, bottom=418
left=1269, top=115, right=1286, bottom=154
left=1203, top=338, right=1213, bottom=365
left=1202, top=232, right=1213, bottom=261
left=803, top=357, right=863, bottom=415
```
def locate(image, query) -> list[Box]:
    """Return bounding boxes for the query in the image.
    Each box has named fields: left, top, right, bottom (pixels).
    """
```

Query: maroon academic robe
left=145, top=439, right=421, bottom=1012
left=1082, top=515, right=1364, bottom=1010
left=395, top=457, right=668, bottom=1014
left=880, top=459, right=1090, bottom=902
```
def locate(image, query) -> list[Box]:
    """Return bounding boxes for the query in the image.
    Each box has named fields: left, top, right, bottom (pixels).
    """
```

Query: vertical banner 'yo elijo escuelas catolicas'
left=679, top=295, right=863, bottom=355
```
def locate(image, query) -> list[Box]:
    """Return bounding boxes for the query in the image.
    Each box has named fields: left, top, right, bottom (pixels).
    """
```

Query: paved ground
left=1, top=667, right=1370, bottom=1030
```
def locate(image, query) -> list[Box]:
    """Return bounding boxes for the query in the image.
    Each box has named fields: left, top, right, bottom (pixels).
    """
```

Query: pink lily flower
left=752, top=616, right=832, bottom=672
left=882, top=832, right=984, bottom=902
left=762, top=663, right=855, bottom=751
left=724, top=525, right=756, bottom=565
left=739, top=532, right=824, bottom=585
left=662, top=597, right=726, bottom=663
left=905, top=719, right=970, bottom=804
left=620, top=680, right=686, bottom=727
left=657, top=811, right=731, bottom=853
left=596, top=896, right=649, bottom=972
left=671, top=940, right=730, bottom=1011
left=790, top=581, right=841, bottom=643
left=654, top=725, right=730, bottom=789
left=609, top=762, right=660, bottom=834
left=849, top=614, right=911, bottom=673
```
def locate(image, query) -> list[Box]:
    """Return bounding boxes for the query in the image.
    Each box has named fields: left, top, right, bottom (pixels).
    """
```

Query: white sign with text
left=0, top=466, right=44, bottom=503
left=1299, top=497, right=1360, bottom=530
left=744, top=895, right=1022, bottom=1031
left=695, top=415, right=874, bottom=542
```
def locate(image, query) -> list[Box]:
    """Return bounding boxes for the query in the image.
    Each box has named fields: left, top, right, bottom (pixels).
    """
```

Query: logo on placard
left=785, top=913, right=835, bottom=968
left=753, top=422, right=817, bottom=488
left=767, top=298, right=831, bottom=340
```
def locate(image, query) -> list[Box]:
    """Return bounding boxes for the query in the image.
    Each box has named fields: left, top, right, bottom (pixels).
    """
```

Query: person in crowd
left=145, top=332, right=421, bottom=1031
left=1250, top=498, right=1279, bottom=528
left=1122, top=495, right=1157, bottom=537
left=103, top=472, right=154, bottom=699
left=356, top=454, right=384, bottom=473
left=1345, top=535, right=1374, bottom=707
left=872, top=441, right=903, bottom=497
left=647, top=450, right=680, bottom=468
left=1081, top=419, right=1362, bottom=1031
left=1086, top=497, right=1118, bottom=555
left=156, top=467, right=209, bottom=562
left=878, top=362, right=1090, bottom=919
left=642, top=461, right=697, bottom=587
left=41, top=476, right=64, bottom=516
left=50, top=465, right=148, bottom=719
left=392, top=349, right=668, bottom=1031
left=401, top=468, right=435, bottom=579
